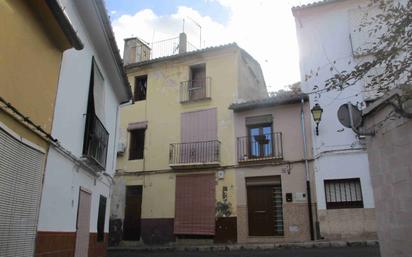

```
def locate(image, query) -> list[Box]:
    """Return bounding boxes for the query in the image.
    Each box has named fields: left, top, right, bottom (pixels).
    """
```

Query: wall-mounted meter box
left=294, top=192, right=307, bottom=202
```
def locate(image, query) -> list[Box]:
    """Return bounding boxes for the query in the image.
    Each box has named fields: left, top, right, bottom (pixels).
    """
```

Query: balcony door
left=189, top=64, right=206, bottom=100
left=248, top=123, right=272, bottom=158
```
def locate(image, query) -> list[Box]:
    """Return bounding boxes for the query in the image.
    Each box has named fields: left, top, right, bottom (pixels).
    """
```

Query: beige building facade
left=230, top=95, right=316, bottom=243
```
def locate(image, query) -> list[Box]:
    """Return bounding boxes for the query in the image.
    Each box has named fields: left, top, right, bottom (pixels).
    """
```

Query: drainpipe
left=300, top=97, right=315, bottom=241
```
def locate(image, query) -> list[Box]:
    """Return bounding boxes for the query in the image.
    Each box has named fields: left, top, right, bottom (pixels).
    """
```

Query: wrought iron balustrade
left=180, top=77, right=211, bottom=103
left=237, top=132, right=283, bottom=162
left=169, top=140, right=220, bottom=166
left=83, top=113, right=109, bottom=169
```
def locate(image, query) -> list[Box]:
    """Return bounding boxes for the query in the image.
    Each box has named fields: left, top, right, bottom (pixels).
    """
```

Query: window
left=134, top=75, right=147, bottom=101
left=324, top=178, right=364, bottom=209
left=129, top=129, right=145, bottom=160
left=83, top=58, right=109, bottom=169
left=248, top=123, right=272, bottom=158
left=189, top=64, right=206, bottom=100
left=97, top=195, right=107, bottom=242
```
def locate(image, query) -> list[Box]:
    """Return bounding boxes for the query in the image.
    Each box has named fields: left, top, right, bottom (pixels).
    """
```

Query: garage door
left=174, top=173, right=215, bottom=235
left=0, top=128, right=45, bottom=257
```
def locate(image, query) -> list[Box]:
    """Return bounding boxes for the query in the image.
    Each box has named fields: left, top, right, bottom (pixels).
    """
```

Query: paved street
left=109, top=246, right=380, bottom=257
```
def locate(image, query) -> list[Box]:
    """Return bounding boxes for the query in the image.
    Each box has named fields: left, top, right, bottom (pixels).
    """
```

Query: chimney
left=123, top=37, right=151, bottom=65
left=179, top=32, right=187, bottom=54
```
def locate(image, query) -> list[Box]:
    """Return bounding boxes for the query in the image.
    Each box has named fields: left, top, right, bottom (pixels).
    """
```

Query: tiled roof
left=229, top=93, right=308, bottom=112
left=292, top=0, right=344, bottom=12
left=125, top=43, right=238, bottom=69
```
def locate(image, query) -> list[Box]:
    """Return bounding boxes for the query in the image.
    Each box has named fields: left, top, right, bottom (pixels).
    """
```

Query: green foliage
left=216, top=200, right=232, bottom=218
left=323, top=0, right=412, bottom=96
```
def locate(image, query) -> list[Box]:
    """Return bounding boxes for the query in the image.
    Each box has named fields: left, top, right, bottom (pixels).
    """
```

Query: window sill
left=180, top=97, right=211, bottom=104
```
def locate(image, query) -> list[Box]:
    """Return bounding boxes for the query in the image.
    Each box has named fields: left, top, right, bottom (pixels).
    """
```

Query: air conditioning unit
left=117, top=142, right=126, bottom=155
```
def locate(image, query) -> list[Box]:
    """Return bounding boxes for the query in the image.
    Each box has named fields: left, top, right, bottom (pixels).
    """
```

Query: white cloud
left=111, top=1, right=315, bottom=91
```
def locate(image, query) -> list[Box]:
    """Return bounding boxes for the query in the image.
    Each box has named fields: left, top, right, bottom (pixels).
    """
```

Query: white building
left=36, top=1, right=132, bottom=256
left=292, top=0, right=377, bottom=240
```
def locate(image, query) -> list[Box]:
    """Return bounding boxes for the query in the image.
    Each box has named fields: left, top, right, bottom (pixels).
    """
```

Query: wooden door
left=123, top=186, right=142, bottom=240
left=247, top=186, right=275, bottom=236
left=75, top=189, right=92, bottom=257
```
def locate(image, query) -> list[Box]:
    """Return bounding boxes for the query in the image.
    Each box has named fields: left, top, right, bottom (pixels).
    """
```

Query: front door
left=123, top=186, right=142, bottom=240
left=75, top=189, right=92, bottom=257
left=247, top=186, right=275, bottom=236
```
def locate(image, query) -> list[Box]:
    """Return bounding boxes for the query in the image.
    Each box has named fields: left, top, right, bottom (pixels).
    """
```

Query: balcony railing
left=237, top=132, right=283, bottom=162
left=83, top=113, right=109, bottom=169
left=180, top=77, right=211, bottom=103
left=169, top=140, right=220, bottom=167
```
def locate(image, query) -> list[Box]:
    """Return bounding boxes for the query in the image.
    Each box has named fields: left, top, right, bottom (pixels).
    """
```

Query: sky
left=106, top=0, right=317, bottom=92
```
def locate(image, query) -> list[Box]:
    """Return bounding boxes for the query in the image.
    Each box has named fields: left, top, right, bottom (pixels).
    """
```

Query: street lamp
left=311, top=103, right=323, bottom=136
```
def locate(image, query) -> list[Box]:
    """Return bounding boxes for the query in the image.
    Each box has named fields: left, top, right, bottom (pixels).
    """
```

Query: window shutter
left=174, top=173, right=215, bottom=235
left=181, top=108, right=217, bottom=143
left=0, top=128, right=44, bottom=257
left=245, top=114, right=273, bottom=126
left=93, top=62, right=105, bottom=122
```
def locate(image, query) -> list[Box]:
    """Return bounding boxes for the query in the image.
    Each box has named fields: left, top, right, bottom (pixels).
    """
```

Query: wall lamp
left=311, top=103, right=323, bottom=136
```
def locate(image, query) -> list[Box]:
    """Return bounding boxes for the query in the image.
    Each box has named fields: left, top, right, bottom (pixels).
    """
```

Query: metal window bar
left=237, top=132, right=283, bottom=161
left=169, top=140, right=220, bottom=164
left=84, top=113, right=109, bottom=169
left=324, top=178, right=364, bottom=209
left=180, top=77, right=211, bottom=103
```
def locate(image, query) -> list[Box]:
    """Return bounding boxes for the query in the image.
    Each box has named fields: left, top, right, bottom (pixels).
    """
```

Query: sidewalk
left=108, top=240, right=379, bottom=253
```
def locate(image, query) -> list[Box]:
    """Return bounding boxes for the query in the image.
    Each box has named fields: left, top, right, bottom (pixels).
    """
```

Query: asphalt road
left=109, top=246, right=380, bottom=257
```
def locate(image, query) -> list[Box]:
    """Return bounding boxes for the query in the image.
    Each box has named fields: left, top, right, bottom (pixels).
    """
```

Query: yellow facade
left=0, top=0, right=72, bottom=148
left=115, top=45, right=267, bottom=233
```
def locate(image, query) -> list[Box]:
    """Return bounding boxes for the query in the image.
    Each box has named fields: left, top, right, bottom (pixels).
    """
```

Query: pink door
left=75, top=189, right=92, bottom=257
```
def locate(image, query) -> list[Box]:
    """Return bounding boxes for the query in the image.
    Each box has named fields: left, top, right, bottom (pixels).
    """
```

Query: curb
left=108, top=240, right=379, bottom=252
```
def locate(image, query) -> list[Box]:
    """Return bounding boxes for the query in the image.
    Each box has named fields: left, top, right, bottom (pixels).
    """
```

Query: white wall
left=294, top=0, right=375, bottom=209
left=37, top=0, right=122, bottom=233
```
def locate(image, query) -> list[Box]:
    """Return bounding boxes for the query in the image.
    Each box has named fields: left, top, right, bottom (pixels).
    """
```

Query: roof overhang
left=292, top=0, right=345, bottom=15
left=45, top=0, right=83, bottom=50
left=229, top=94, right=308, bottom=112
left=74, top=0, right=132, bottom=103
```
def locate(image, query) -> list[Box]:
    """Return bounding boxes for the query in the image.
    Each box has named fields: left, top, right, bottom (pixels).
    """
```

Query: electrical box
left=286, top=193, right=293, bottom=202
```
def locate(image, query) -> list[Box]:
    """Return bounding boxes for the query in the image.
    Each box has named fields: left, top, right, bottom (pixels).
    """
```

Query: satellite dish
left=337, top=103, right=362, bottom=128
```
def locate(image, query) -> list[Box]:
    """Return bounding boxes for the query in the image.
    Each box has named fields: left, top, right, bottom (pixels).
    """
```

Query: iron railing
left=237, top=132, right=283, bottom=162
left=169, top=140, right=220, bottom=165
left=180, top=77, right=211, bottom=103
left=83, top=113, right=109, bottom=169
left=150, top=37, right=198, bottom=59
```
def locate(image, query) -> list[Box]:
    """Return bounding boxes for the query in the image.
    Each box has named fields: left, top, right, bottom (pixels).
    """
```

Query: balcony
left=180, top=77, right=211, bottom=103
left=237, top=132, right=283, bottom=163
left=169, top=140, right=220, bottom=169
left=83, top=113, right=109, bottom=170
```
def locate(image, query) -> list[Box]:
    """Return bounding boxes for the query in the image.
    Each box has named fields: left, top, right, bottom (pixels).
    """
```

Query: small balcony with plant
left=237, top=132, right=283, bottom=163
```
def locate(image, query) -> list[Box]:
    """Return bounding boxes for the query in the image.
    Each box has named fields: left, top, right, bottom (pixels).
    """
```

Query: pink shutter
left=174, top=173, right=215, bottom=235
left=181, top=108, right=217, bottom=143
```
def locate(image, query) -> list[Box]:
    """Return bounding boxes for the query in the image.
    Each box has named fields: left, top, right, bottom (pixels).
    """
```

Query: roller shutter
left=174, top=173, right=215, bottom=235
left=0, top=128, right=44, bottom=257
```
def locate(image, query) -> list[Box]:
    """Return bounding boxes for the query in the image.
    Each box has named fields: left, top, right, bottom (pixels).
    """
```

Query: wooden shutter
left=0, top=128, right=44, bottom=257
left=174, top=173, right=215, bottom=235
